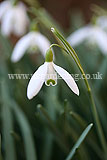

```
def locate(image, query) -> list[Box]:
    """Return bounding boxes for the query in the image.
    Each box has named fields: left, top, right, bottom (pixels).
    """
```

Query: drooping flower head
left=27, top=48, right=79, bottom=99
left=11, top=31, right=51, bottom=62
left=0, top=0, right=29, bottom=36
left=67, top=16, right=107, bottom=55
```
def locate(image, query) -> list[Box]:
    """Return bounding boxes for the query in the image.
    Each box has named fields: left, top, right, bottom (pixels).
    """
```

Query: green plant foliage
left=0, top=1, right=107, bottom=160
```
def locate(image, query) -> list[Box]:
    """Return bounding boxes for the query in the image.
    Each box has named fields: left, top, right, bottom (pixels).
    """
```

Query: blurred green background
left=0, top=0, right=107, bottom=160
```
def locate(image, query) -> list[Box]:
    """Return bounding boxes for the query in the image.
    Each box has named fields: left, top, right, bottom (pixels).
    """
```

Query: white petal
left=27, top=63, right=48, bottom=99
left=13, top=6, right=29, bottom=36
left=53, top=63, right=79, bottom=95
left=0, top=1, right=29, bottom=36
left=1, top=9, right=14, bottom=36
left=11, top=33, right=33, bottom=62
left=0, top=1, right=11, bottom=20
left=18, top=2, right=27, bottom=10
left=94, top=28, right=107, bottom=55
left=67, top=25, right=93, bottom=47
left=34, top=32, right=51, bottom=57
left=96, top=16, right=107, bottom=30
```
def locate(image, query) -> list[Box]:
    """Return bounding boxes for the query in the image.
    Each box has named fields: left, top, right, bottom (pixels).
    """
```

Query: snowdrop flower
left=67, top=25, right=93, bottom=47
left=67, top=24, right=107, bottom=55
left=11, top=31, right=51, bottom=62
left=0, top=0, right=29, bottom=36
left=27, top=49, right=79, bottom=99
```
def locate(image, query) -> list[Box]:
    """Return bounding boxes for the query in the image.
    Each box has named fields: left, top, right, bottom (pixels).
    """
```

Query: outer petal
left=18, top=2, right=27, bottom=10
left=34, top=32, right=51, bottom=57
left=11, top=33, right=33, bottom=62
left=94, top=28, right=107, bottom=55
left=53, top=63, right=79, bottom=95
left=67, top=25, right=93, bottom=47
left=1, top=9, right=14, bottom=36
left=13, top=6, right=29, bottom=36
left=96, top=16, right=107, bottom=30
left=27, top=63, right=48, bottom=99
left=0, top=1, right=11, bottom=20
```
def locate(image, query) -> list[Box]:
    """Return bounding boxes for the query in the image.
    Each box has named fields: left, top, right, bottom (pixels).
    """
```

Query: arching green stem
left=50, top=43, right=90, bottom=91
left=51, top=28, right=107, bottom=157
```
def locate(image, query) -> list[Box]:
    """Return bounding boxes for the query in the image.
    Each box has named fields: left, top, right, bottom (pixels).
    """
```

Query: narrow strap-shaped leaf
left=69, top=111, right=87, bottom=128
left=1, top=82, right=17, bottom=160
left=94, top=56, right=107, bottom=91
left=37, top=104, right=69, bottom=153
left=1, top=105, right=17, bottom=160
left=11, top=101, right=37, bottom=160
left=24, top=0, right=40, bottom=7
left=30, top=8, right=63, bottom=33
left=41, top=87, right=57, bottom=160
left=69, top=111, right=103, bottom=159
left=1, top=72, right=37, bottom=160
left=65, top=123, right=93, bottom=160
left=0, top=135, right=3, bottom=160
left=0, top=33, right=13, bottom=58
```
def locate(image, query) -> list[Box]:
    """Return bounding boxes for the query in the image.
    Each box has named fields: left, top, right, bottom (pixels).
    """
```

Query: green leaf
left=37, top=104, right=69, bottom=153
left=30, top=8, right=63, bottom=33
left=1, top=81, right=17, bottom=160
left=11, top=101, right=37, bottom=160
left=1, top=80, right=37, bottom=160
left=65, top=123, right=93, bottom=160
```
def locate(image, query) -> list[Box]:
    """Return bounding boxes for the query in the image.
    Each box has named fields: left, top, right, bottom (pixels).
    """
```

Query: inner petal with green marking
left=45, top=62, right=57, bottom=86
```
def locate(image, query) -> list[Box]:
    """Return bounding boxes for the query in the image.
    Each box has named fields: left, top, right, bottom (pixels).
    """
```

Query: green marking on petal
left=46, top=79, right=56, bottom=86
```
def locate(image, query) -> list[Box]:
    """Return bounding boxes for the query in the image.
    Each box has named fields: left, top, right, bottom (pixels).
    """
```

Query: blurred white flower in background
left=0, top=1, right=12, bottom=19
left=0, top=0, right=29, bottom=36
left=11, top=31, right=51, bottom=62
left=96, top=16, right=107, bottom=31
left=67, top=16, right=107, bottom=55
left=27, top=49, right=79, bottom=99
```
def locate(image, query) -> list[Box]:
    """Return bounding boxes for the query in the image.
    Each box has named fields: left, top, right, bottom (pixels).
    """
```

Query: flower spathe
left=11, top=31, right=51, bottom=62
left=67, top=24, right=107, bottom=55
left=27, top=49, right=79, bottom=100
left=0, top=0, right=29, bottom=36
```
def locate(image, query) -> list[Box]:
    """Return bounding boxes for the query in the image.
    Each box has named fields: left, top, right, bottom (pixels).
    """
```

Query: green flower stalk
left=51, top=27, right=107, bottom=157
